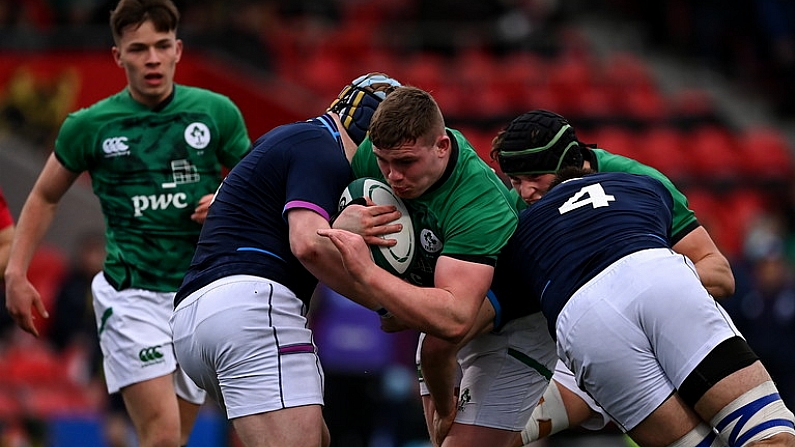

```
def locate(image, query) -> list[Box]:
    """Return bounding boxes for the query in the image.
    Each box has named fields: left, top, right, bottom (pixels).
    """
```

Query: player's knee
left=135, top=412, right=181, bottom=447
left=143, top=432, right=180, bottom=447
left=710, top=381, right=795, bottom=447
left=521, top=381, right=569, bottom=445
left=665, top=423, right=722, bottom=447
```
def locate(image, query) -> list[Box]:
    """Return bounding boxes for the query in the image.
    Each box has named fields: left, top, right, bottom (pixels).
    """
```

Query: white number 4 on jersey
left=558, top=183, right=616, bottom=214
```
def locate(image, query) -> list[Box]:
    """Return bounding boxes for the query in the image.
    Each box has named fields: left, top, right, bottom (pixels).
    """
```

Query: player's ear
left=174, top=39, right=183, bottom=63
left=112, top=46, right=123, bottom=67
left=435, top=134, right=451, bottom=156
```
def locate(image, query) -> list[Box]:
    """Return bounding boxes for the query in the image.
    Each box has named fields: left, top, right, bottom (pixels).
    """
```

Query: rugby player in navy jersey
left=492, top=168, right=795, bottom=447
left=491, top=110, right=736, bottom=446
left=170, top=73, right=403, bottom=447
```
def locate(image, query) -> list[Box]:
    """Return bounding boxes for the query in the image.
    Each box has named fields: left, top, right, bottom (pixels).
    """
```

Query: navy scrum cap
left=328, top=72, right=402, bottom=145
left=497, top=109, right=584, bottom=175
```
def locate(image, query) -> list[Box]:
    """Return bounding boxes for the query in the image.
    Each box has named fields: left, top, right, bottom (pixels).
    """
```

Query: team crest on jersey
left=420, top=229, right=442, bottom=253
left=184, top=122, right=211, bottom=149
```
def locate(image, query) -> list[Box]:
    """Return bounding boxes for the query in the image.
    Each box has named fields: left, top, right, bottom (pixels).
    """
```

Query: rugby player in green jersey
left=5, top=1, right=251, bottom=446
left=321, top=86, right=540, bottom=447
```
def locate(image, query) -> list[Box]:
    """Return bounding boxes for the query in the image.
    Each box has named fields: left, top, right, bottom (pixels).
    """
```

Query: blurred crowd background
left=1, top=0, right=795, bottom=446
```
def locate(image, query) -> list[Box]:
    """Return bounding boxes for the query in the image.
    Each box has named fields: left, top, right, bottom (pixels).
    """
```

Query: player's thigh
left=232, top=405, right=325, bottom=447
left=444, top=423, right=518, bottom=447
left=626, top=392, right=704, bottom=447
left=696, top=361, right=773, bottom=418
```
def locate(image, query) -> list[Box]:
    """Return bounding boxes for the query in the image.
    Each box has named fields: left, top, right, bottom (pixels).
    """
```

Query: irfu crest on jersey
left=184, top=122, right=211, bottom=149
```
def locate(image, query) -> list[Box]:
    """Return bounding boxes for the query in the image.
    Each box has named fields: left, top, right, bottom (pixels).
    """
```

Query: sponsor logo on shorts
left=420, top=229, right=442, bottom=253
left=457, top=388, right=471, bottom=412
left=139, top=345, right=165, bottom=365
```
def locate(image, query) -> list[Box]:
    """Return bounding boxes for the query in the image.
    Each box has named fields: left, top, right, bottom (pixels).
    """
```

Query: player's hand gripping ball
left=339, top=178, right=415, bottom=277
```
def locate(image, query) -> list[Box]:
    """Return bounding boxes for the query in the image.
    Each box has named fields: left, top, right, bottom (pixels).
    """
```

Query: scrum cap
left=497, top=110, right=584, bottom=175
left=328, top=72, right=402, bottom=145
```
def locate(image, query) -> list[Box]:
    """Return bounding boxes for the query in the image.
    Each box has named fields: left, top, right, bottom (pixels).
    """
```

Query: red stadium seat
left=2, top=339, right=63, bottom=386
left=737, top=126, right=794, bottom=180
left=459, top=126, right=498, bottom=169
left=686, top=125, right=743, bottom=181
left=679, top=187, right=737, bottom=254
left=498, top=52, right=548, bottom=91
left=714, top=188, right=770, bottom=258
left=570, top=84, right=618, bottom=121
left=0, top=387, right=22, bottom=420
left=681, top=187, right=720, bottom=220
left=468, top=83, right=511, bottom=118
left=298, top=51, right=352, bottom=98
left=634, top=126, right=693, bottom=181
left=603, top=52, right=656, bottom=93
left=618, top=88, right=670, bottom=123
left=548, top=55, right=594, bottom=115
left=519, top=88, right=563, bottom=117
left=403, top=53, right=446, bottom=92
left=590, top=126, right=639, bottom=160
left=358, top=48, right=401, bottom=82
left=25, top=384, right=99, bottom=418
left=454, top=48, right=498, bottom=89
left=670, top=88, right=716, bottom=120
left=432, top=84, right=466, bottom=118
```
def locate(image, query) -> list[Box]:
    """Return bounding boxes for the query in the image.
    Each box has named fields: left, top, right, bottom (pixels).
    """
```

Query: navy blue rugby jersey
left=175, top=114, right=352, bottom=307
left=492, top=172, right=674, bottom=336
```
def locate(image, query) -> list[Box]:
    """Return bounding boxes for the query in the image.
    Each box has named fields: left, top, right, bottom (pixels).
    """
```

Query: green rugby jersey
left=55, top=84, right=251, bottom=292
left=508, top=148, right=698, bottom=244
left=352, top=129, right=517, bottom=287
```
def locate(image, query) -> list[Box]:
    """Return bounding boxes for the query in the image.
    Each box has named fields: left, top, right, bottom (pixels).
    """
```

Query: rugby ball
left=339, top=178, right=415, bottom=277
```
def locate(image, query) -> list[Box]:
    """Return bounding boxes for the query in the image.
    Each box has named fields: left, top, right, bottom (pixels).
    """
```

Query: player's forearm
left=0, top=226, right=14, bottom=278
left=362, top=269, right=473, bottom=342
left=298, top=240, right=381, bottom=310
left=672, top=226, right=735, bottom=299
left=693, top=254, right=735, bottom=299
left=421, top=335, right=461, bottom=417
left=4, top=195, right=57, bottom=280
left=314, top=262, right=381, bottom=310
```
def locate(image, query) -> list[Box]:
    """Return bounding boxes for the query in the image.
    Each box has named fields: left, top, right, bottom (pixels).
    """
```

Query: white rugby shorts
left=556, top=248, right=741, bottom=432
left=171, top=275, right=324, bottom=420
left=456, top=312, right=558, bottom=431
left=417, top=313, right=558, bottom=431
left=92, top=272, right=206, bottom=404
